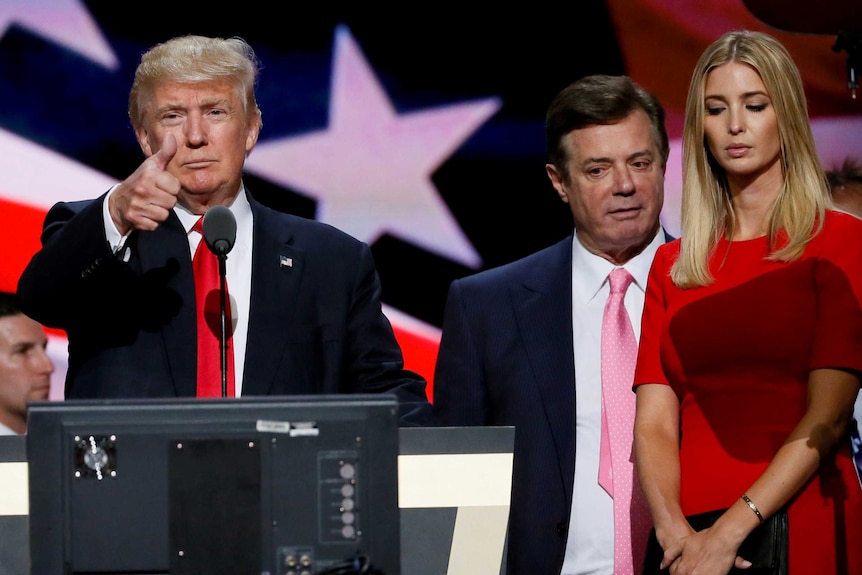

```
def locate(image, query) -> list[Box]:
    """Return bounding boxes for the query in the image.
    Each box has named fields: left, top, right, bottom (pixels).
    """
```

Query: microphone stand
left=833, top=30, right=860, bottom=99
left=217, top=252, right=229, bottom=398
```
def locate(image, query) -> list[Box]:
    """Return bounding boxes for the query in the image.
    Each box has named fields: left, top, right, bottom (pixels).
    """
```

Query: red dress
left=634, top=210, right=862, bottom=574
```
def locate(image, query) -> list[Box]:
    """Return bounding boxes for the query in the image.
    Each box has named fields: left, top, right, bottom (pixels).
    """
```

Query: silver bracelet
left=741, top=493, right=764, bottom=523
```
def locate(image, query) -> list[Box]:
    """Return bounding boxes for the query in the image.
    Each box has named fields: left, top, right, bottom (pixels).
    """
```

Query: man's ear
left=546, top=163, right=569, bottom=204
left=245, top=114, right=262, bottom=154
left=136, top=128, right=153, bottom=157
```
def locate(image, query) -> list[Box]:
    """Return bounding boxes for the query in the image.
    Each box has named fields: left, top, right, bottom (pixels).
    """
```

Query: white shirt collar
left=175, top=185, right=252, bottom=234
left=571, top=227, right=665, bottom=303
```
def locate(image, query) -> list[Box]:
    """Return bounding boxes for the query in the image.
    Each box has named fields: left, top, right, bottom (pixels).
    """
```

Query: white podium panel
left=0, top=435, right=28, bottom=575
left=399, top=426, right=515, bottom=575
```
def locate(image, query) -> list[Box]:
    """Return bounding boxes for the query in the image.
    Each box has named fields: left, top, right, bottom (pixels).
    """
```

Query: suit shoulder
left=256, top=203, right=367, bottom=247
left=454, top=237, right=569, bottom=289
left=45, top=197, right=100, bottom=218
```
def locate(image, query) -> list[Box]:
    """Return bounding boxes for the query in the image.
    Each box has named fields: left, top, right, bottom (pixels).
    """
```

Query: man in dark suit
left=16, top=34, right=432, bottom=426
left=433, top=75, right=671, bottom=574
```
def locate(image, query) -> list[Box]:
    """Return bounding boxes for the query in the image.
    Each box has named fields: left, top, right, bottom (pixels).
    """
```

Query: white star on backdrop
left=245, top=25, right=501, bottom=268
left=0, top=0, right=117, bottom=69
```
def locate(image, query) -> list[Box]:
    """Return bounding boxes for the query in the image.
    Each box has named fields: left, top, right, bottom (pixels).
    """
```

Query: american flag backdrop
left=1, top=0, right=860, bottom=401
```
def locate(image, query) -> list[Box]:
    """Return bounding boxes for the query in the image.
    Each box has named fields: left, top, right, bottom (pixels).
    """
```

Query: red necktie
left=192, top=217, right=235, bottom=397
left=598, top=268, right=651, bottom=574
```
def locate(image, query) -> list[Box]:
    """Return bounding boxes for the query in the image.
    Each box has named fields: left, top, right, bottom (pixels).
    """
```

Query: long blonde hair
left=671, top=30, right=829, bottom=288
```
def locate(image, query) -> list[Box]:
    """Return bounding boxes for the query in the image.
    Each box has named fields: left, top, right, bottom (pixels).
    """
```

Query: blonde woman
left=634, top=30, right=862, bottom=574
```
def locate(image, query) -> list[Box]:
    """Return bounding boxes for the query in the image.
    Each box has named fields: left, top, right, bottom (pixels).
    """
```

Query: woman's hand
left=661, top=525, right=751, bottom=574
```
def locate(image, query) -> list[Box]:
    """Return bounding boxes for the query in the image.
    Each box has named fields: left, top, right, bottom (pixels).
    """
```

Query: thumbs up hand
left=109, top=133, right=182, bottom=235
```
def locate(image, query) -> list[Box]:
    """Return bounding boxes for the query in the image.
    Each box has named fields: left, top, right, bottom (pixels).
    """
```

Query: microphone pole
left=833, top=30, right=860, bottom=99
left=217, top=254, right=228, bottom=398
left=202, top=205, right=237, bottom=398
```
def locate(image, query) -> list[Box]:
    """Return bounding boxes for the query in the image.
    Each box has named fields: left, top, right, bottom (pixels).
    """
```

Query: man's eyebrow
left=580, top=156, right=613, bottom=167
left=153, top=97, right=230, bottom=114
left=12, top=341, right=37, bottom=352
left=579, top=149, right=654, bottom=167
left=627, top=149, right=655, bottom=162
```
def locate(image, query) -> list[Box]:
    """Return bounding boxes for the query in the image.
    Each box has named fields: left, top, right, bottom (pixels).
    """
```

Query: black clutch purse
left=641, top=508, right=788, bottom=575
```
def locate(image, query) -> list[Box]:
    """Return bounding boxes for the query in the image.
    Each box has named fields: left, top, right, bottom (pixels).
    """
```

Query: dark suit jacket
left=17, top=189, right=433, bottom=426
left=433, top=231, right=670, bottom=574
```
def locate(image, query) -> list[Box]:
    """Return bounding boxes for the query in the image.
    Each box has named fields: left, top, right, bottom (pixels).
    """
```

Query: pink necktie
left=192, top=217, right=235, bottom=397
left=599, top=268, right=651, bottom=574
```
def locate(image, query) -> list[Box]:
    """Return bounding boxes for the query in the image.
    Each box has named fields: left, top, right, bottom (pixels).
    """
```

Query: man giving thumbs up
left=16, top=35, right=433, bottom=427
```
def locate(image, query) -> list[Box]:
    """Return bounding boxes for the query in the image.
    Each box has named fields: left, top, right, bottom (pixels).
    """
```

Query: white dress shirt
left=562, top=228, right=664, bottom=575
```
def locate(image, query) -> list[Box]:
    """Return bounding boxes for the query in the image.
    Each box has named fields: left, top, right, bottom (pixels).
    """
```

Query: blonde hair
left=128, top=35, right=262, bottom=131
left=671, top=30, right=828, bottom=288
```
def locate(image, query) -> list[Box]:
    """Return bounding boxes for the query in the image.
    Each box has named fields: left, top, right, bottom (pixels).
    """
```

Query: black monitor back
left=27, top=394, right=401, bottom=575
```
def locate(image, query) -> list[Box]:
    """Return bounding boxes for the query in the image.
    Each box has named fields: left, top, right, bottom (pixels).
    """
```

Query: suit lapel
left=137, top=213, right=197, bottom=396
left=511, top=237, right=576, bottom=503
left=242, top=202, right=303, bottom=395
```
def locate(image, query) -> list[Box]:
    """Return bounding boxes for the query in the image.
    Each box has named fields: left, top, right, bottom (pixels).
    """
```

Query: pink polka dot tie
left=599, top=268, right=651, bottom=575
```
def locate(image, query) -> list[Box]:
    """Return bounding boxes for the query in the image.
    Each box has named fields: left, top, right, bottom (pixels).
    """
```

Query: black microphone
left=201, top=205, right=236, bottom=398
left=202, top=205, right=237, bottom=257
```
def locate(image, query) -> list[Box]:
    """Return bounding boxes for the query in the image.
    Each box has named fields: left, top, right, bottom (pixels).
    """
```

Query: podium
left=1, top=412, right=514, bottom=575
left=26, top=396, right=402, bottom=575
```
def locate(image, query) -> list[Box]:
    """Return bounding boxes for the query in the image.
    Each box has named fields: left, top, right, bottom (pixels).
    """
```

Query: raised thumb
left=151, top=132, right=178, bottom=171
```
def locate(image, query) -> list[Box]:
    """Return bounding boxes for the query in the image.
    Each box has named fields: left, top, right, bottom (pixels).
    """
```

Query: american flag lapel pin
left=279, top=255, right=293, bottom=268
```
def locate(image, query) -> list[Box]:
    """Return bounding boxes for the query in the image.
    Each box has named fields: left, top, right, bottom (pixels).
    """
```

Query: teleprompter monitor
left=26, top=394, right=401, bottom=575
